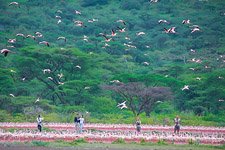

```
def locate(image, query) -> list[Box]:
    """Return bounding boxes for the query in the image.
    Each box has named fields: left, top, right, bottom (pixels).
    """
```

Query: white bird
left=9, top=2, right=20, bottom=7
left=125, top=36, right=130, bottom=40
left=117, top=101, right=127, bottom=109
left=35, top=97, right=40, bottom=103
left=158, top=20, right=169, bottom=24
left=58, top=82, right=64, bottom=85
left=74, top=20, right=86, bottom=27
left=218, top=99, right=224, bottom=102
left=136, top=32, right=145, bottom=36
left=8, top=39, right=16, bottom=43
left=48, top=77, right=53, bottom=80
left=181, top=85, right=189, bottom=91
left=143, top=62, right=150, bottom=66
left=26, top=35, right=36, bottom=40
left=36, top=34, right=43, bottom=38
left=57, top=19, right=62, bottom=24
left=116, top=20, right=126, bottom=25
left=10, top=69, right=16, bottom=73
left=43, top=69, right=51, bottom=74
left=57, top=73, right=64, bottom=79
left=75, top=65, right=81, bottom=69
left=110, top=80, right=120, bottom=83
left=9, top=94, right=15, bottom=97
left=190, top=49, right=196, bottom=53
left=156, top=101, right=163, bottom=103
left=111, top=29, right=117, bottom=37
left=164, top=27, right=176, bottom=34
left=191, top=27, right=200, bottom=33
left=196, top=77, right=201, bottom=80
left=117, top=27, right=126, bottom=32
left=57, top=36, right=66, bottom=42
left=189, top=68, right=195, bottom=71
left=149, top=0, right=158, bottom=3
left=88, top=18, right=98, bottom=23
left=1, top=49, right=15, bottom=57
left=84, top=86, right=91, bottom=90
left=55, top=15, right=61, bottom=19
left=75, top=10, right=81, bottom=15
left=16, top=33, right=25, bottom=38
left=39, top=41, right=50, bottom=47
left=182, top=19, right=191, bottom=24
left=56, top=10, right=62, bottom=14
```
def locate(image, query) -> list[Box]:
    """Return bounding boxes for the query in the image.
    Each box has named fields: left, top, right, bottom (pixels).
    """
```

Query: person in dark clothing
left=37, top=115, right=43, bottom=132
left=174, top=115, right=181, bottom=134
left=74, top=114, right=80, bottom=132
left=135, top=116, right=141, bottom=134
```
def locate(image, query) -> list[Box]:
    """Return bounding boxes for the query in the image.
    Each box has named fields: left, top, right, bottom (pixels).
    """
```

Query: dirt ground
left=0, top=143, right=222, bottom=150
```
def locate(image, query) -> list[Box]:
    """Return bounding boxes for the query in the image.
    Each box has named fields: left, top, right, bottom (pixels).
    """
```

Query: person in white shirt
left=79, top=115, right=84, bottom=133
left=37, top=115, right=43, bottom=132
left=174, top=115, right=181, bottom=134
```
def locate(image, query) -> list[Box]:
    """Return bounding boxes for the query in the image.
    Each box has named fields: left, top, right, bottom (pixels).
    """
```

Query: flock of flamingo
left=2, top=1, right=224, bottom=103
left=0, top=123, right=224, bottom=145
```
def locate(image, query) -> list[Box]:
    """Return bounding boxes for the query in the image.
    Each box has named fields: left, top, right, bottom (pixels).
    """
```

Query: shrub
left=112, top=138, right=125, bottom=144
left=31, top=141, right=49, bottom=147
left=81, top=0, right=109, bottom=7
left=157, top=139, right=167, bottom=145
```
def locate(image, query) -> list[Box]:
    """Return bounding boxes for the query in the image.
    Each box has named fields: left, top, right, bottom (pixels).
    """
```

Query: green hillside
left=0, top=0, right=224, bottom=125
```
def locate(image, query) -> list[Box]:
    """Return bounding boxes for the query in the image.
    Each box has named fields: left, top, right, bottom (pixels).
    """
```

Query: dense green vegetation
left=0, top=0, right=225, bottom=125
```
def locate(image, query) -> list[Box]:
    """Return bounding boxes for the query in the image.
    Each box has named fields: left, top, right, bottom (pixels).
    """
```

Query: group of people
left=74, top=115, right=85, bottom=133
left=135, top=115, right=181, bottom=134
left=36, top=114, right=85, bottom=133
left=37, top=114, right=180, bottom=135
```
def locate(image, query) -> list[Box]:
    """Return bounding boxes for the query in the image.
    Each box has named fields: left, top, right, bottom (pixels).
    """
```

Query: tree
left=103, top=82, right=172, bottom=116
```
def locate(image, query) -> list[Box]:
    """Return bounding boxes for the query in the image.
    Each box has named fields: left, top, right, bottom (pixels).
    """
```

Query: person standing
left=79, top=115, right=84, bottom=133
left=37, top=115, right=43, bottom=132
left=174, top=115, right=181, bottom=134
left=74, top=114, right=79, bottom=132
left=135, top=116, right=141, bottom=134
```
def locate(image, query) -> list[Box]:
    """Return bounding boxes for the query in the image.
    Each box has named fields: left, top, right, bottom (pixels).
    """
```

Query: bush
left=121, top=0, right=141, bottom=10
left=31, top=141, right=49, bottom=147
left=81, top=0, right=109, bottom=7
left=112, top=138, right=125, bottom=144
left=157, top=139, right=167, bottom=145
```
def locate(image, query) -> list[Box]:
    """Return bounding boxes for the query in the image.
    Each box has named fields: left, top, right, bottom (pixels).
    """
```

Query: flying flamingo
left=149, top=0, right=158, bottom=3
left=74, top=20, right=87, bottom=27
left=158, top=20, right=169, bottom=24
left=9, top=2, right=20, bottom=7
left=181, top=85, right=189, bottom=91
left=117, top=101, right=127, bottom=109
left=182, top=19, right=191, bottom=24
left=57, top=36, right=66, bottom=42
left=116, top=20, right=126, bottom=25
left=136, top=32, right=145, bottom=36
left=8, top=39, right=16, bottom=44
left=16, top=33, right=25, bottom=38
left=191, top=27, right=200, bottom=33
left=39, top=41, right=50, bottom=47
left=75, top=10, right=81, bottom=15
left=111, top=29, right=117, bottom=36
left=117, top=27, right=126, bottom=32
left=164, top=27, right=176, bottom=34
left=26, top=35, right=36, bottom=40
left=1, top=49, right=15, bottom=57
left=43, top=69, right=51, bottom=74
left=75, top=65, right=81, bottom=69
